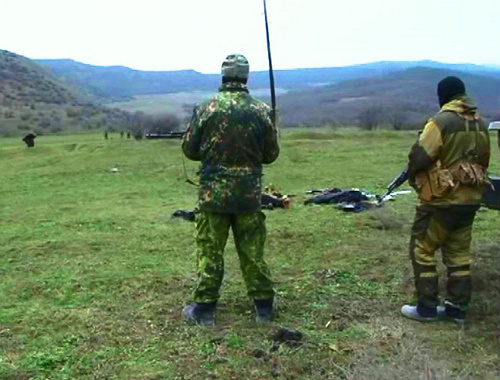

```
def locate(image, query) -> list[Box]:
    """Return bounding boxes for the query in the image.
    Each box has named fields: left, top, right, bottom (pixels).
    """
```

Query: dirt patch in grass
left=471, top=241, right=500, bottom=320
left=359, top=207, right=406, bottom=230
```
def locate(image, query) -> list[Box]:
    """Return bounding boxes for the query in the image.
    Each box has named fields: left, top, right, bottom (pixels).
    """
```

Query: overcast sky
left=2, top=0, right=499, bottom=73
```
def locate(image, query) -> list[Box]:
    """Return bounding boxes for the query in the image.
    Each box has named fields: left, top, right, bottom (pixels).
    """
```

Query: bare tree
left=358, top=105, right=383, bottom=130
left=388, top=108, right=409, bottom=131
left=145, top=113, right=182, bottom=134
left=129, top=111, right=146, bottom=140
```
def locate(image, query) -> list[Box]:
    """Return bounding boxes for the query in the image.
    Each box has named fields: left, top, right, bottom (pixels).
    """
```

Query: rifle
left=377, top=168, right=409, bottom=204
left=263, top=0, right=276, bottom=126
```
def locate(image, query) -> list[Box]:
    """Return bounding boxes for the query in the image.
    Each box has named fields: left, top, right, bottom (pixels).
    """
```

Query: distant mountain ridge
left=36, top=58, right=500, bottom=101
left=2, top=49, right=499, bottom=135
left=277, top=66, right=500, bottom=126
left=36, top=59, right=220, bottom=99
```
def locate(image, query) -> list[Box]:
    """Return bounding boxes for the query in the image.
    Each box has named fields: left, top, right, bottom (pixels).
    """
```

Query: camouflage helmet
left=221, top=54, right=249, bottom=80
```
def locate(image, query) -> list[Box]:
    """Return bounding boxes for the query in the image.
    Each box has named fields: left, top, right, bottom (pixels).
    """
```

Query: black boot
left=254, top=298, right=274, bottom=323
left=182, top=302, right=216, bottom=326
left=401, top=303, right=437, bottom=322
left=437, top=303, right=466, bottom=324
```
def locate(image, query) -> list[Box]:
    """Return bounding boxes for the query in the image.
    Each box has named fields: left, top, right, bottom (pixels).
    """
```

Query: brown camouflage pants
left=409, top=204, right=479, bottom=310
left=192, top=209, right=274, bottom=303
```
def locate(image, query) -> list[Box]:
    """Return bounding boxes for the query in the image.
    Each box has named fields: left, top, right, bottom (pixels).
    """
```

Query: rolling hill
left=36, top=59, right=220, bottom=100
left=36, top=58, right=500, bottom=102
left=276, top=66, right=500, bottom=127
left=0, top=49, right=79, bottom=106
left=0, top=50, right=131, bottom=137
left=2, top=50, right=499, bottom=134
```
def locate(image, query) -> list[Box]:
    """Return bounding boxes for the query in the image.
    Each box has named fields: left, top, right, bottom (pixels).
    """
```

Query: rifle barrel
left=263, top=0, right=276, bottom=126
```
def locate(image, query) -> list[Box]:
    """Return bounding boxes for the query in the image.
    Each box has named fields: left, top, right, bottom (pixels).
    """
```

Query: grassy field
left=0, top=130, right=498, bottom=380
left=107, top=93, right=213, bottom=118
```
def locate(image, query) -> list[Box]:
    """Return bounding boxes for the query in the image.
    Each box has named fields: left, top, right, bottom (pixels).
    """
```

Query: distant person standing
left=402, top=76, right=490, bottom=323
left=104, top=130, right=109, bottom=140
left=181, top=54, right=280, bottom=325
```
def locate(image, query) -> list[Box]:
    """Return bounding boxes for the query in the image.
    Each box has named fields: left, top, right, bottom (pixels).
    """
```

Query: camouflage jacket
left=182, top=82, right=280, bottom=213
left=408, top=96, right=490, bottom=206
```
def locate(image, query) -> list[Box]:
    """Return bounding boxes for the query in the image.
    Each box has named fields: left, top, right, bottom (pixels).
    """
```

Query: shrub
left=387, top=109, right=409, bottom=131
left=50, top=126, right=64, bottom=133
left=66, top=107, right=81, bottom=118
left=358, top=106, right=383, bottom=131
left=20, top=112, right=32, bottom=121
left=38, top=118, right=51, bottom=129
left=144, top=113, right=182, bottom=134
left=4, top=110, right=15, bottom=119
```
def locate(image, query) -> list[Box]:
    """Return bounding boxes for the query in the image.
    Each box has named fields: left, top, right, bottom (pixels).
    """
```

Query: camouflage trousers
left=409, top=204, right=479, bottom=310
left=192, top=209, right=274, bottom=303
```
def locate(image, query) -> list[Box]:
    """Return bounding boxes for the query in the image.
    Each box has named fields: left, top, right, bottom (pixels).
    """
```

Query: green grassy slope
left=0, top=50, right=131, bottom=137
left=0, top=50, right=78, bottom=106
left=0, top=130, right=498, bottom=379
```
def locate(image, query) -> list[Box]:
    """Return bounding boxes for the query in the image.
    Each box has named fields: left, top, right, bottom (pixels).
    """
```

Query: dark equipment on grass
left=145, top=131, right=186, bottom=139
left=172, top=209, right=196, bottom=222
left=377, top=167, right=409, bottom=204
left=304, top=188, right=369, bottom=206
left=261, top=192, right=292, bottom=209
left=172, top=191, right=292, bottom=221
left=305, top=188, right=374, bottom=212
left=482, top=176, right=500, bottom=210
left=22, top=133, right=36, bottom=147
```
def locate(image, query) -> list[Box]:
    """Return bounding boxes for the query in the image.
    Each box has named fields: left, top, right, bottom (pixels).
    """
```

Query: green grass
left=0, top=130, right=499, bottom=379
left=107, top=92, right=212, bottom=117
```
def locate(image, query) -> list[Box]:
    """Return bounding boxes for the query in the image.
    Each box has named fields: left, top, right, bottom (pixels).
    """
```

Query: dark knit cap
left=437, top=76, right=466, bottom=107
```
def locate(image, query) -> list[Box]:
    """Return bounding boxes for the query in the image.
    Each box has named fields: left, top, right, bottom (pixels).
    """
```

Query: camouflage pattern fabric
left=221, top=54, right=249, bottom=79
left=182, top=81, right=279, bottom=213
left=409, top=204, right=478, bottom=310
left=192, top=210, right=274, bottom=303
left=407, top=96, right=490, bottom=311
left=408, top=96, right=490, bottom=206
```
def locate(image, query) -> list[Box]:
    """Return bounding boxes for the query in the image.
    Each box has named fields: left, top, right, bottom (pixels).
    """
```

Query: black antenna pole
left=263, top=0, right=276, bottom=126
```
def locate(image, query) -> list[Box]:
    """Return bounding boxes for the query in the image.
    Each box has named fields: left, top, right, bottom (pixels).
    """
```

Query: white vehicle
left=488, top=121, right=500, bottom=130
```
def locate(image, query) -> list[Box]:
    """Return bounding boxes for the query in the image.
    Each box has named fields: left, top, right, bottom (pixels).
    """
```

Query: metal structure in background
left=263, top=0, right=276, bottom=126
left=145, top=131, right=185, bottom=139
left=489, top=121, right=500, bottom=149
left=482, top=176, right=500, bottom=210
left=483, top=121, right=500, bottom=209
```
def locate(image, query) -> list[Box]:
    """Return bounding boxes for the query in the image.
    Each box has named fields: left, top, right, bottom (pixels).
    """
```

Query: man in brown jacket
left=401, top=76, right=491, bottom=323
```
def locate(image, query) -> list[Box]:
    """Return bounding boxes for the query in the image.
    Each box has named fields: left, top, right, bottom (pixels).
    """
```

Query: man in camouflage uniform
left=402, top=76, right=490, bottom=323
left=181, top=54, right=280, bottom=325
